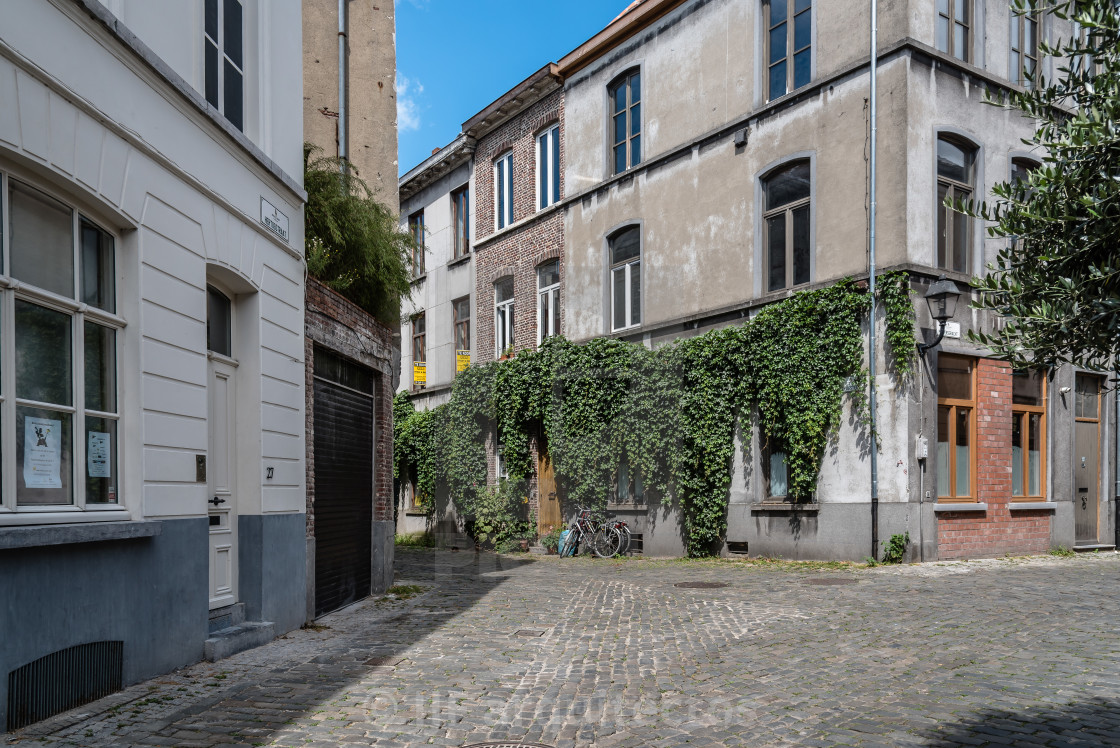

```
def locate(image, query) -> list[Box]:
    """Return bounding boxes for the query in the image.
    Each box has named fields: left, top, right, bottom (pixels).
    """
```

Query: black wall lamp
left=917, top=276, right=963, bottom=355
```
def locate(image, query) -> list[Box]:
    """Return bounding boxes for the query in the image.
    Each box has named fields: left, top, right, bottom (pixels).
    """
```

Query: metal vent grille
left=7, top=641, right=123, bottom=731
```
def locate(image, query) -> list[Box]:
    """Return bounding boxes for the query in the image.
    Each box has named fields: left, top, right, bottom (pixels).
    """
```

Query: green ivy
left=393, top=276, right=917, bottom=556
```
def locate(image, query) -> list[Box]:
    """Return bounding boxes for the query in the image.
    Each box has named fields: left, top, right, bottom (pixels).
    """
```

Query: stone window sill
left=448, top=254, right=472, bottom=269
left=606, top=503, right=647, bottom=511
left=933, top=503, right=988, bottom=513
left=751, top=502, right=819, bottom=512
left=1009, top=501, right=1057, bottom=512
left=0, top=520, right=161, bottom=550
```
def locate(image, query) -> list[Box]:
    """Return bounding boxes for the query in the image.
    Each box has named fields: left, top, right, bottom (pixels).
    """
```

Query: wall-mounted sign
left=413, top=362, right=427, bottom=386
left=456, top=350, right=471, bottom=373
left=944, top=321, right=961, bottom=339
left=260, top=197, right=289, bottom=243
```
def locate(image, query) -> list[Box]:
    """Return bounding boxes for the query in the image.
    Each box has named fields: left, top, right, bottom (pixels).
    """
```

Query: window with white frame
left=495, top=278, right=515, bottom=357
left=609, top=226, right=641, bottom=331
left=537, top=125, right=561, bottom=210
left=0, top=174, right=121, bottom=515
left=494, top=152, right=514, bottom=230
left=204, top=0, right=244, bottom=131
left=537, top=260, right=560, bottom=344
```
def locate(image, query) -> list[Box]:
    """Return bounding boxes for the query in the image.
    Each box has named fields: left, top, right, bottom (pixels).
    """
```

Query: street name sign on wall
left=260, top=197, right=289, bottom=243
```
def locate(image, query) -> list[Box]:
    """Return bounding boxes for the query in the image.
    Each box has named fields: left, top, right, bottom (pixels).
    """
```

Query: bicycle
left=560, top=507, right=631, bottom=558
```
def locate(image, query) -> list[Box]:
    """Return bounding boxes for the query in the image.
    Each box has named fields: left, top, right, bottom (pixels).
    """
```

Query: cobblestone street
left=9, top=549, right=1120, bottom=748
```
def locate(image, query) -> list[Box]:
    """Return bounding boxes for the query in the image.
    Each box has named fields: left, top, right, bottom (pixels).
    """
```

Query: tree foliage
left=963, top=0, right=1120, bottom=370
left=304, top=145, right=417, bottom=323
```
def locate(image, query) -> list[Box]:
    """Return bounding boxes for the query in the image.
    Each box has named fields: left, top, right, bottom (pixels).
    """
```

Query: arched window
left=495, top=278, right=515, bottom=356
left=608, top=70, right=641, bottom=175
left=936, top=135, right=977, bottom=273
left=609, top=227, right=641, bottom=331
left=762, top=160, right=811, bottom=292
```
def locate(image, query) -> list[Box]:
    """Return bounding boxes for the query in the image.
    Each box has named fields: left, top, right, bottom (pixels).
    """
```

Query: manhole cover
left=365, top=656, right=405, bottom=666
left=803, top=578, right=858, bottom=586
left=461, top=743, right=556, bottom=748
left=513, top=629, right=546, bottom=637
left=674, top=581, right=728, bottom=589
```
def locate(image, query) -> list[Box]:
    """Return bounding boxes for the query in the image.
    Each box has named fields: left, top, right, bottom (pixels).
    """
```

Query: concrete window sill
left=933, top=503, right=988, bottom=513
left=0, top=521, right=161, bottom=550
left=751, top=503, right=819, bottom=512
left=1009, top=502, right=1057, bottom=512
left=448, top=254, right=472, bottom=269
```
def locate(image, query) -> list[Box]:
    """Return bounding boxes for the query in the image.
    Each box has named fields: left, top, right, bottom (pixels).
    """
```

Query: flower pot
left=518, top=539, right=530, bottom=552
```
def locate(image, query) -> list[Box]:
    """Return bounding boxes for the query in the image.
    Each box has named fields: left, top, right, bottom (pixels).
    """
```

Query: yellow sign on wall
left=456, top=350, right=471, bottom=373
left=413, top=362, right=426, bottom=386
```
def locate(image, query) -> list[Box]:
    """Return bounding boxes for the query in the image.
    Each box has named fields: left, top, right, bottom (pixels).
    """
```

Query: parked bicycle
left=559, top=506, right=632, bottom=558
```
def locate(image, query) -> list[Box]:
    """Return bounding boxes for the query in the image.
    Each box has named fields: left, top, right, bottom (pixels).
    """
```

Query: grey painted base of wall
left=372, top=520, right=394, bottom=594
left=238, top=513, right=307, bottom=636
left=0, top=518, right=208, bottom=732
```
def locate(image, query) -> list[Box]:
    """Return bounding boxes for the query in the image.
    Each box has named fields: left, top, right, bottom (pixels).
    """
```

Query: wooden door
left=1074, top=374, right=1102, bottom=545
left=208, top=360, right=238, bottom=610
left=537, top=451, right=561, bottom=534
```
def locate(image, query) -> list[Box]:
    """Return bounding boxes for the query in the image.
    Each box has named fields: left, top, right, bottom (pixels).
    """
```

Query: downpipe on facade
left=868, top=0, right=879, bottom=561
left=338, top=0, right=348, bottom=167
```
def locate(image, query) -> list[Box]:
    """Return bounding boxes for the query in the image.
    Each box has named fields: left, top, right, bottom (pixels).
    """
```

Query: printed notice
left=456, top=350, right=471, bottom=373
left=88, top=431, right=111, bottom=478
left=24, top=417, right=62, bottom=489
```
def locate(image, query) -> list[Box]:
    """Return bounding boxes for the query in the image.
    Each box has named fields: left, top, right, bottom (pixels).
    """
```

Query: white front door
left=208, top=359, right=238, bottom=609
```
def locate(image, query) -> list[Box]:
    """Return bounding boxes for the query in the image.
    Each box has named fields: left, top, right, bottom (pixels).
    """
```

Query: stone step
left=207, top=602, right=246, bottom=634
left=203, top=621, right=275, bottom=662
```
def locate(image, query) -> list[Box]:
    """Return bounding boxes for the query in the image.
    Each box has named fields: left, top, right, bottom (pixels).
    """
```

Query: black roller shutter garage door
left=313, top=347, right=374, bottom=617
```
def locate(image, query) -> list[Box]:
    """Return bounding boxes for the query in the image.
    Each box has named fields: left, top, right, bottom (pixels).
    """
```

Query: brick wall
left=937, top=358, right=1051, bottom=559
left=304, top=278, right=397, bottom=537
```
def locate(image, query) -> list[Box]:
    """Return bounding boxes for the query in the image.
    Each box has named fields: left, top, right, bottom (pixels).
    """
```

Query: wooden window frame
left=451, top=185, right=470, bottom=259
left=408, top=210, right=425, bottom=275
left=1011, top=374, right=1047, bottom=500
left=1010, top=9, right=1040, bottom=88
left=764, top=0, right=812, bottom=102
left=609, top=70, right=641, bottom=176
left=453, top=296, right=470, bottom=366
left=937, top=354, right=977, bottom=502
left=936, top=0, right=972, bottom=63
left=936, top=136, right=976, bottom=274
left=411, top=312, right=426, bottom=390
left=762, top=162, right=812, bottom=292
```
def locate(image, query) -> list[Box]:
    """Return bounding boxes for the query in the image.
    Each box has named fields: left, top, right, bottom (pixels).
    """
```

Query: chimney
left=432, top=147, right=441, bottom=156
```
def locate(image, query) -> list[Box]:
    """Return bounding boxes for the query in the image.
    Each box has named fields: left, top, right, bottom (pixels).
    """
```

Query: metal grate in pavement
left=513, top=630, right=546, bottom=637
left=674, top=581, right=728, bottom=589
left=461, top=743, right=557, bottom=748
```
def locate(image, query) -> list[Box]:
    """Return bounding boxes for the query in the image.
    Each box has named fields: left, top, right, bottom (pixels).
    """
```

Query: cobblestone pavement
left=9, top=550, right=1120, bottom=747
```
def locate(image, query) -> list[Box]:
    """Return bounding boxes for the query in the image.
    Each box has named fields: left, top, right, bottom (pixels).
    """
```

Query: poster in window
left=88, top=431, right=111, bottom=478
left=413, top=361, right=427, bottom=386
left=456, top=350, right=471, bottom=373
left=23, top=417, right=62, bottom=489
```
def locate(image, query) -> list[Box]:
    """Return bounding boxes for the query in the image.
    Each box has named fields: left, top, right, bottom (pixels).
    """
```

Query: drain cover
left=674, top=581, right=728, bottom=589
left=803, top=578, right=858, bottom=586
left=365, top=656, right=405, bottom=666
left=513, top=629, right=546, bottom=637
left=461, top=744, right=556, bottom=748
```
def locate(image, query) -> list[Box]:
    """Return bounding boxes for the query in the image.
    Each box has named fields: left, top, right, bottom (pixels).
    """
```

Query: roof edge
left=461, top=63, right=562, bottom=139
left=556, top=0, right=689, bottom=79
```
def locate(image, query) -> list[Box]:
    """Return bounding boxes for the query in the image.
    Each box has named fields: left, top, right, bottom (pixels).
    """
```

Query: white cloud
left=396, top=73, right=424, bottom=132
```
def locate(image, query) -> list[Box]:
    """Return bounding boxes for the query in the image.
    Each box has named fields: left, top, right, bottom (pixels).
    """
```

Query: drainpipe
left=868, top=0, right=880, bottom=561
left=1115, top=369, right=1119, bottom=549
left=338, top=0, right=348, bottom=168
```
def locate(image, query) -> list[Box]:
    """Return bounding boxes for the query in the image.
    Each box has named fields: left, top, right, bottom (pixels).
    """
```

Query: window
left=616, top=456, right=645, bottom=504
left=765, top=0, right=811, bottom=101
left=204, top=0, right=244, bottom=130
left=1011, top=370, right=1046, bottom=499
left=936, top=0, right=971, bottom=62
left=763, top=438, right=790, bottom=501
left=537, top=260, right=560, bottom=344
left=609, top=70, right=641, bottom=175
left=762, top=160, right=811, bottom=292
left=451, top=185, right=470, bottom=258
left=537, top=125, right=561, bottom=210
left=207, top=286, right=232, bottom=357
left=408, top=210, right=425, bottom=275
left=494, top=152, right=513, bottom=230
left=1010, top=158, right=1039, bottom=250
left=495, top=278, right=514, bottom=357
left=453, top=296, right=470, bottom=367
left=936, top=136, right=976, bottom=273
left=411, top=313, right=425, bottom=389
left=937, top=355, right=975, bottom=501
left=1010, top=9, right=1039, bottom=87
left=1, top=175, right=120, bottom=514
left=609, top=227, right=641, bottom=331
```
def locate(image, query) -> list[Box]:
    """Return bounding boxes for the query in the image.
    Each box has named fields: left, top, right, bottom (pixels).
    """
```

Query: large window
left=204, top=0, right=244, bottom=131
left=937, top=355, right=975, bottom=501
left=1, top=175, right=120, bottom=514
left=411, top=313, right=426, bottom=389
left=409, top=210, right=425, bottom=275
left=936, top=136, right=976, bottom=273
left=1011, top=370, right=1046, bottom=499
left=609, top=70, right=642, bottom=175
left=494, top=152, right=513, bottom=230
left=453, top=297, right=470, bottom=369
left=495, top=278, right=515, bottom=357
left=451, top=185, right=470, bottom=259
left=763, top=438, right=791, bottom=501
left=538, top=260, right=561, bottom=344
left=765, top=0, right=812, bottom=101
left=537, top=125, right=561, bottom=210
left=609, top=227, right=641, bottom=331
left=936, top=0, right=972, bottom=62
left=1010, top=9, right=1039, bottom=87
left=616, top=456, right=644, bottom=504
left=762, top=160, right=811, bottom=292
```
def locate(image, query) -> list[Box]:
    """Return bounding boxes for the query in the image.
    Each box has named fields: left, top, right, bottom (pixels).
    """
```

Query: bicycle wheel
left=615, top=524, right=632, bottom=556
left=593, top=526, right=622, bottom=558
left=560, top=525, right=580, bottom=557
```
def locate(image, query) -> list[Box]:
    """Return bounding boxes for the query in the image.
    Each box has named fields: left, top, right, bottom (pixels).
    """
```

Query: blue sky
left=396, top=0, right=630, bottom=176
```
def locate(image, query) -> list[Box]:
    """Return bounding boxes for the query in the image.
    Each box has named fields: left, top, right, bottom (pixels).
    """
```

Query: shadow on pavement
left=923, top=698, right=1120, bottom=747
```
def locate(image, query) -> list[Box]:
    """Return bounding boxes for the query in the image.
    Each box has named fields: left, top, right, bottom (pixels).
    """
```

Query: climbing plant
left=392, top=275, right=918, bottom=556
